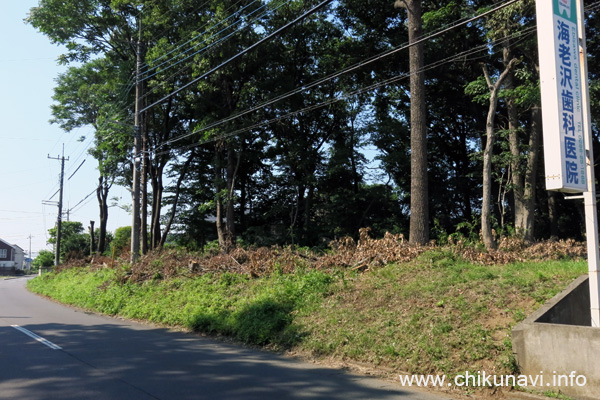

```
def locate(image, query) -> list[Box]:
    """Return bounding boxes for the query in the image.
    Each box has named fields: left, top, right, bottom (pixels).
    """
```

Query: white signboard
left=536, top=0, right=587, bottom=192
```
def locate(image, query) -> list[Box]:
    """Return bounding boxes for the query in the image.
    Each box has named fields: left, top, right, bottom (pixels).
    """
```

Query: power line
left=134, top=0, right=501, bottom=110
left=44, top=69, right=135, bottom=198
left=139, top=0, right=215, bottom=51
left=155, top=25, right=537, bottom=158
left=140, top=0, right=263, bottom=80
left=140, top=0, right=335, bottom=114
left=68, top=188, right=98, bottom=215
left=67, top=159, right=86, bottom=181
left=140, top=0, right=294, bottom=86
left=155, top=0, right=525, bottom=150
left=135, top=0, right=295, bottom=112
left=47, top=187, right=60, bottom=201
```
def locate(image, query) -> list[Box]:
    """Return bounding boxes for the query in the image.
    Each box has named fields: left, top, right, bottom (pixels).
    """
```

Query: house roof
left=0, top=237, right=19, bottom=250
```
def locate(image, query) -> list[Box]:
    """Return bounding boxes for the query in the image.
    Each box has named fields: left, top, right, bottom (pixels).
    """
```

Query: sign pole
left=537, top=0, right=600, bottom=325
left=576, top=0, right=600, bottom=327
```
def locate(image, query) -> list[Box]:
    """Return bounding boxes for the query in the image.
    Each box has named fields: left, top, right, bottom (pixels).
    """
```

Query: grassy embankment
left=27, top=245, right=586, bottom=386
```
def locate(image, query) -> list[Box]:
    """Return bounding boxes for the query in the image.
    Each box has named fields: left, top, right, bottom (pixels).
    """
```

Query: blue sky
left=0, top=1, right=131, bottom=255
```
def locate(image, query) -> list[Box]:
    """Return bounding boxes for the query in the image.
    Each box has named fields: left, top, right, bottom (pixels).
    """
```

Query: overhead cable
left=139, top=0, right=335, bottom=114
left=155, top=26, right=537, bottom=157
left=157, top=0, right=525, bottom=149
left=140, top=0, right=263, bottom=79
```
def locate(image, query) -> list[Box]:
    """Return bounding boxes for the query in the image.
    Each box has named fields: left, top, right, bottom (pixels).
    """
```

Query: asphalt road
left=0, top=277, right=454, bottom=400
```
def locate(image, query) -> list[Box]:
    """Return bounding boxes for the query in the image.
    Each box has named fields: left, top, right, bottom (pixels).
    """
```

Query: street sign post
left=536, top=0, right=600, bottom=326
left=537, top=0, right=586, bottom=193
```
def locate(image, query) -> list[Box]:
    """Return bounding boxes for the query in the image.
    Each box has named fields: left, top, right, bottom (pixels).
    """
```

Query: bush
left=110, top=226, right=131, bottom=257
left=32, top=250, right=55, bottom=269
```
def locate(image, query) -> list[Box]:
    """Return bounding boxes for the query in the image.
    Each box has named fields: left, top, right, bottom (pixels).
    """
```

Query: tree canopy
left=28, top=0, right=600, bottom=253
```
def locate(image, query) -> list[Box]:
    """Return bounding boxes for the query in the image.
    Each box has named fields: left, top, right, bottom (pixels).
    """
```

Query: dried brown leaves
left=455, top=237, right=586, bottom=265
left=64, top=228, right=586, bottom=283
left=316, top=228, right=430, bottom=270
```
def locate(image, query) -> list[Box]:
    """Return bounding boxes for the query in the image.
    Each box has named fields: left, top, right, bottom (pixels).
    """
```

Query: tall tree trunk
left=291, top=184, right=305, bottom=244
left=510, top=103, right=541, bottom=242
left=150, top=165, right=164, bottom=249
left=397, top=0, right=429, bottom=245
left=507, top=74, right=541, bottom=242
left=349, top=116, right=360, bottom=195
left=459, top=126, right=473, bottom=219
left=548, top=187, right=559, bottom=238
left=160, top=152, right=194, bottom=247
left=89, top=221, right=95, bottom=256
left=507, top=70, right=524, bottom=237
left=224, top=146, right=239, bottom=251
left=95, top=175, right=111, bottom=254
left=214, top=142, right=237, bottom=253
left=524, top=105, right=541, bottom=237
left=240, top=175, right=248, bottom=232
left=303, top=184, right=315, bottom=244
left=216, top=198, right=225, bottom=250
left=215, top=145, right=225, bottom=248
left=481, top=57, right=518, bottom=250
left=141, top=118, right=149, bottom=254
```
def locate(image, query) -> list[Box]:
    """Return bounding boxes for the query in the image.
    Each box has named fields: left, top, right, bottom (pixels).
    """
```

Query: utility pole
left=27, top=234, right=32, bottom=272
left=90, top=220, right=95, bottom=256
left=131, top=15, right=142, bottom=263
left=48, top=145, right=69, bottom=266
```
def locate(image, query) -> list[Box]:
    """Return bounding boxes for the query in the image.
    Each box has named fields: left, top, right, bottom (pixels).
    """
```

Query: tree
left=110, top=226, right=131, bottom=257
left=30, top=0, right=600, bottom=253
left=501, top=1, right=540, bottom=242
left=47, top=221, right=89, bottom=261
left=49, top=58, right=132, bottom=254
left=32, top=250, right=55, bottom=270
left=479, top=58, right=518, bottom=250
left=395, top=0, right=428, bottom=245
left=27, top=0, right=137, bottom=64
left=470, top=0, right=536, bottom=247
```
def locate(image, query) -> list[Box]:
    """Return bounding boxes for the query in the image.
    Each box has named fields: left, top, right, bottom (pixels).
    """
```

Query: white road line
left=11, top=325, right=62, bottom=350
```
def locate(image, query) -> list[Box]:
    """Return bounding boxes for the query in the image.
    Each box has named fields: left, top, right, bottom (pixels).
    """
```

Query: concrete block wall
left=512, top=275, right=600, bottom=400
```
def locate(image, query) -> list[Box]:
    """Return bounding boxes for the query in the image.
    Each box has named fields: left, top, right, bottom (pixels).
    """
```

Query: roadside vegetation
left=28, top=231, right=587, bottom=397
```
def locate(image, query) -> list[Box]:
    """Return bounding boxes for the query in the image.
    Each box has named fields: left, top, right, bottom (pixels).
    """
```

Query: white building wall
left=13, top=248, right=24, bottom=270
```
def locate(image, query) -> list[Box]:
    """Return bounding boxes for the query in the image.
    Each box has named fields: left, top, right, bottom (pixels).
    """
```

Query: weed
left=27, top=242, right=587, bottom=384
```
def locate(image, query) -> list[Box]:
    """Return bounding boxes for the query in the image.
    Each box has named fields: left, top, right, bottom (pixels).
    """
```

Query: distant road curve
left=0, top=277, right=453, bottom=400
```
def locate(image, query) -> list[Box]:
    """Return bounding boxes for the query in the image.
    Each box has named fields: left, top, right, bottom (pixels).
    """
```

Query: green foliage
left=300, top=255, right=586, bottom=376
left=464, top=76, right=490, bottom=105
left=27, top=0, right=600, bottom=251
left=32, top=250, right=55, bottom=269
left=451, top=215, right=482, bottom=244
left=110, top=226, right=131, bottom=256
left=47, top=221, right=89, bottom=261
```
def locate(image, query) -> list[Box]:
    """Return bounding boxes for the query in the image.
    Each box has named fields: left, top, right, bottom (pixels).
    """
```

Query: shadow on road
left=0, top=321, right=448, bottom=400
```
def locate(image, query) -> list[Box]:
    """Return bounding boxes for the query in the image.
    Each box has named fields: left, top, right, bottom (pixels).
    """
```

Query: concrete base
left=512, top=275, right=600, bottom=400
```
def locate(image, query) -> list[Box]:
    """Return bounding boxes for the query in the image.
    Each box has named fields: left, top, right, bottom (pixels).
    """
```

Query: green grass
left=27, top=249, right=587, bottom=377
left=28, top=267, right=332, bottom=347
left=294, top=250, right=586, bottom=376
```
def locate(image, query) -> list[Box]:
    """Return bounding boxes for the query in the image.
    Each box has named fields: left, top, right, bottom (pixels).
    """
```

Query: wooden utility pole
left=89, top=220, right=95, bottom=256
left=48, top=145, right=68, bottom=266
left=27, top=234, right=32, bottom=272
left=131, top=16, right=142, bottom=263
